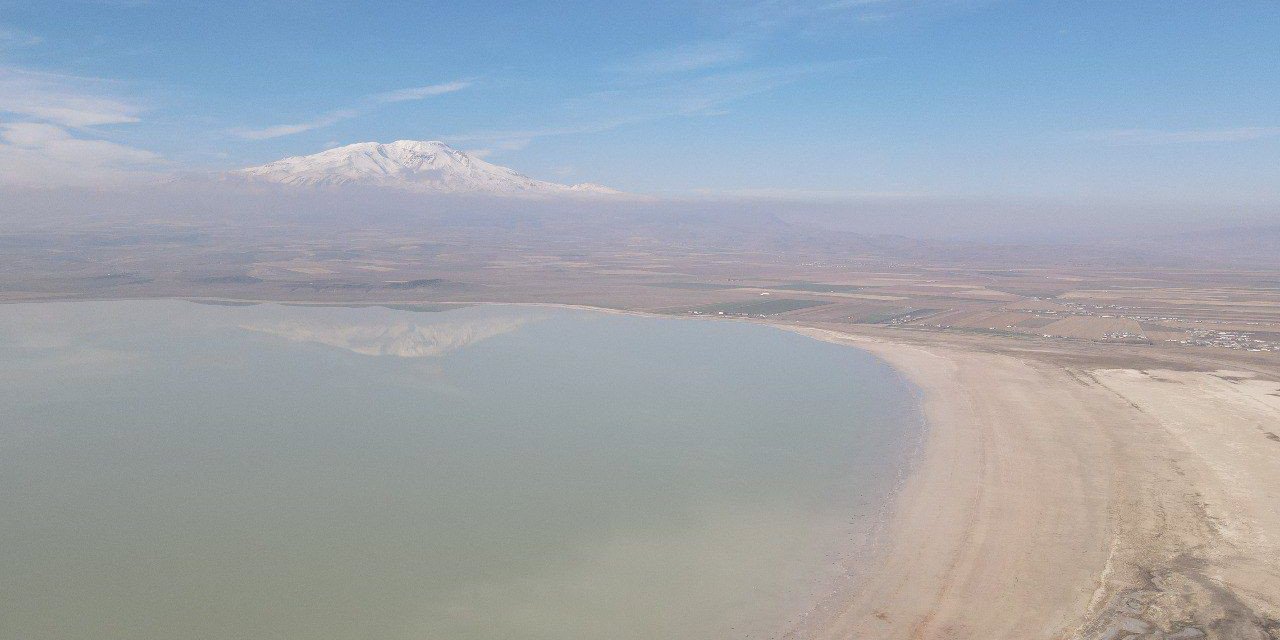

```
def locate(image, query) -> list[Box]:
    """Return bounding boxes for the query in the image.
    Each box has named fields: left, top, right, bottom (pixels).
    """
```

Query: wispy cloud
left=232, top=80, right=472, bottom=140
left=440, top=0, right=895, bottom=155
left=614, top=40, right=748, bottom=75
left=230, top=109, right=357, bottom=140
left=0, top=66, right=142, bottom=127
left=0, top=65, right=161, bottom=186
left=373, top=80, right=472, bottom=103
left=0, top=121, right=161, bottom=187
left=727, top=0, right=913, bottom=30
left=0, top=27, right=43, bottom=48
left=1088, top=126, right=1280, bottom=145
left=825, top=0, right=895, bottom=8
left=85, top=0, right=155, bottom=6
left=449, top=61, right=857, bottom=150
left=729, top=0, right=978, bottom=35
left=447, top=120, right=635, bottom=151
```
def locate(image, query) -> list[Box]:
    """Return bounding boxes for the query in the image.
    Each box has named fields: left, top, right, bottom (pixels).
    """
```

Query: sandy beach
left=784, top=327, right=1280, bottom=639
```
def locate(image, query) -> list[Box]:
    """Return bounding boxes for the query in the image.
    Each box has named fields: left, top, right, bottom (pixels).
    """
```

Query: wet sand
left=784, top=328, right=1280, bottom=639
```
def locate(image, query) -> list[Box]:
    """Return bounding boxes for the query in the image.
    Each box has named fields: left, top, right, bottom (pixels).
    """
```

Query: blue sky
left=1, top=0, right=1278, bottom=205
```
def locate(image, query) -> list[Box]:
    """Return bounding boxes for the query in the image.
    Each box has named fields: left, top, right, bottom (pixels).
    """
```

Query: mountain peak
left=234, top=140, right=622, bottom=196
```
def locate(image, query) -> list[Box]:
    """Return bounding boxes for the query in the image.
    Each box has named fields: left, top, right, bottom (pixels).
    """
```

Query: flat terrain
left=2, top=209, right=1277, bottom=638
left=4, top=210, right=1278, bottom=356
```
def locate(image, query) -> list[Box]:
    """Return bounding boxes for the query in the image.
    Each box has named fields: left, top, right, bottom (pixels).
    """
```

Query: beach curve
left=780, top=326, right=1280, bottom=639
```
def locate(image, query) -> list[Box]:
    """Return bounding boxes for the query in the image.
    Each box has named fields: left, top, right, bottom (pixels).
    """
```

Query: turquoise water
left=0, top=300, right=920, bottom=640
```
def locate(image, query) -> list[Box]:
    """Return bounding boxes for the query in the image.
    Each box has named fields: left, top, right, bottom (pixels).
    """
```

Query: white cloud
left=0, top=121, right=161, bottom=187
left=0, top=65, right=161, bottom=187
left=448, top=62, right=851, bottom=151
left=616, top=41, right=748, bottom=75
left=721, top=0, right=955, bottom=36
left=1089, top=126, right=1280, bottom=145
left=373, top=80, right=472, bottom=103
left=0, top=67, right=142, bottom=127
left=825, top=0, right=894, bottom=8
left=232, top=79, right=472, bottom=140
left=231, top=109, right=357, bottom=140
left=1, top=121, right=68, bottom=146
left=0, top=27, right=43, bottom=48
left=446, top=121, right=620, bottom=151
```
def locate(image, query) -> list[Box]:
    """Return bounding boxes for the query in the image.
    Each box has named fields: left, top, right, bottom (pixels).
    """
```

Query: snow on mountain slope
left=233, top=140, right=621, bottom=195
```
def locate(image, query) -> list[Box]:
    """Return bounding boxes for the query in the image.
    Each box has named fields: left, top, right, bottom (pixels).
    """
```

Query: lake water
left=0, top=300, right=921, bottom=640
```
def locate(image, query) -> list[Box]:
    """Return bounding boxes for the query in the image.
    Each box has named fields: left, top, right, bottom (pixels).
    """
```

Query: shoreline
left=784, top=325, right=1280, bottom=639
left=784, top=328, right=1116, bottom=638
left=5, top=296, right=1278, bottom=638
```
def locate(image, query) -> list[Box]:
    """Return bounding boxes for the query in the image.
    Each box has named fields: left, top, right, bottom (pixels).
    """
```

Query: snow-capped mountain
left=233, top=140, right=621, bottom=195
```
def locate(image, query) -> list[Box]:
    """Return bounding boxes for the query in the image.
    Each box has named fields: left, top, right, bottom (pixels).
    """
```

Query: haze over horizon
left=1, top=1, right=1278, bottom=238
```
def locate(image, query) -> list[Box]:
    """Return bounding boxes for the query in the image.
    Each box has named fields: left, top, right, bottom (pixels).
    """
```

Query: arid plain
left=2, top=207, right=1278, bottom=639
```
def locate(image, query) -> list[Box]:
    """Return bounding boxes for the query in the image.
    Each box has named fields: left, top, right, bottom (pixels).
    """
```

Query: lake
left=0, top=300, right=921, bottom=640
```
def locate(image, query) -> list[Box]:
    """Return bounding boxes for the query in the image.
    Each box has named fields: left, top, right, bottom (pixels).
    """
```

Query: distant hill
left=232, top=140, right=622, bottom=196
